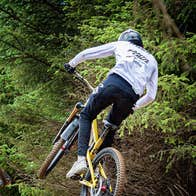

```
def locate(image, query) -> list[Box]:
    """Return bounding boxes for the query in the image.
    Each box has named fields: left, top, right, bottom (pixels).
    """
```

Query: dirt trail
left=114, top=130, right=195, bottom=196
left=38, top=128, right=195, bottom=196
left=116, top=130, right=166, bottom=195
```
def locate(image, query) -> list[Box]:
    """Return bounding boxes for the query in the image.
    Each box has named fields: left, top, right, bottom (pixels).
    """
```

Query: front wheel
left=38, top=138, right=65, bottom=179
left=80, top=147, right=126, bottom=196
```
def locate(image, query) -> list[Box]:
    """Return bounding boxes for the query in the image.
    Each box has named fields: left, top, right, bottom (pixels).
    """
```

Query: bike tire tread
left=80, top=147, right=126, bottom=196
left=38, top=138, right=64, bottom=179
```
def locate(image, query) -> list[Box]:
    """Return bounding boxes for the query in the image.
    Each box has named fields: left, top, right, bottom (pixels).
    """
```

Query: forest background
left=0, top=0, right=195, bottom=195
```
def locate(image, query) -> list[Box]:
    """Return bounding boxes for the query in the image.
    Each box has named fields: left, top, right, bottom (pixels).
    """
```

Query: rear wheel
left=80, top=147, right=126, bottom=196
left=38, top=138, right=65, bottom=179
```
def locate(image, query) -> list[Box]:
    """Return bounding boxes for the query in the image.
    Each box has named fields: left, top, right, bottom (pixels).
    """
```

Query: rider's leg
left=99, top=101, right=136, bottom=151
left=100, top=84, right=139, bottom=150
left=66, top=84, right=115, bottom=178
left=77, top=84, right=115, bottom=157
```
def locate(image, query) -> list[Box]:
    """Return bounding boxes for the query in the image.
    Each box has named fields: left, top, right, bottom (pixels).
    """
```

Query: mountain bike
left=38, top=71, right=126, bottom=196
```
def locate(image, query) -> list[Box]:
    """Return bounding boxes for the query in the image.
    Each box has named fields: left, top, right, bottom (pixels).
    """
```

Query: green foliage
left=157, top=74, right=196, bottom=110
left=0, top=67, right=19, bottom=105
left=156, top=35, right=196, bottom=76
left=18, top=183, right=49, bottom=196
left=0, top=0, right=195, bottom=195
left=164, top=0, right=196, bottom=33
left=0, top=183, right=49, bottom=196
left=0, top=144, right=27, bottom=171
left=166, top=144, right=196, bottom=171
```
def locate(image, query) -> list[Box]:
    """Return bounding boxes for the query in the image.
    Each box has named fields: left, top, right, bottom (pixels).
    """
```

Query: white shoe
left=66, top=159, right=87, bottom=179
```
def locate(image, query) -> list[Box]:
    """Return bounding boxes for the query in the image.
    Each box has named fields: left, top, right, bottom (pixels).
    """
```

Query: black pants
left=78, top=74, right=139, bottom=156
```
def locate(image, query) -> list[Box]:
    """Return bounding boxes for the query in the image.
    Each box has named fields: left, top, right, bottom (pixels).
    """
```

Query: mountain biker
left=64, top=29, right=158, bottom=179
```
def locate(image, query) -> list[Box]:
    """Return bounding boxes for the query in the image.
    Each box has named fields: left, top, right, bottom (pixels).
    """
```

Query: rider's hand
left=64, top=63, right=75, bottom=74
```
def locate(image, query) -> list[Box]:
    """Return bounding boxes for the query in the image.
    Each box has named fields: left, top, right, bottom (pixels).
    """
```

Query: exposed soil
left=116, top=129, right=195, bottom=196
left=37, top=128, right=195, bottom=196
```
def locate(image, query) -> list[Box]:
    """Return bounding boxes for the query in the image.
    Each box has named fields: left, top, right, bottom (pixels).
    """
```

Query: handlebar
left=73, top=71, right=94, bottom=92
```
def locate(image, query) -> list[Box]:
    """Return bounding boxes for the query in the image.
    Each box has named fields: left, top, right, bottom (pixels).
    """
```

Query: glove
left=64, top=63, right=75, bottom=74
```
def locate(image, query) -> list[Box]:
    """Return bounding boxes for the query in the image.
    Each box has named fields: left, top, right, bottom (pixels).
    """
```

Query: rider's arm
left=68, top=42, right=117, bottom=67
left=133, top=63, right=158, bottom=110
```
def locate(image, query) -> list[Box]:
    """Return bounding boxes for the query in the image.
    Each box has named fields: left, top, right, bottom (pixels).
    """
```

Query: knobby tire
left=38, top=138, right=65, bottom=179
left=80, top=147, right=126, bottom=196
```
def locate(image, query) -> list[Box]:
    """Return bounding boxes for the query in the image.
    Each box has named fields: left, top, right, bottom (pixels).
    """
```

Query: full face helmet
left=118, top=29, right=143, bottom=47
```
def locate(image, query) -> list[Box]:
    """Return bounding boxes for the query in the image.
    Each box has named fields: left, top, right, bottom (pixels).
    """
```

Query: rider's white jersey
left=69, top=41, right=158, bottom=110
